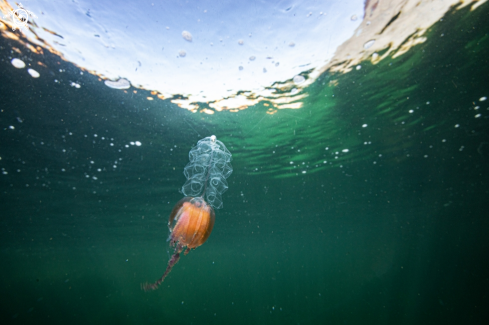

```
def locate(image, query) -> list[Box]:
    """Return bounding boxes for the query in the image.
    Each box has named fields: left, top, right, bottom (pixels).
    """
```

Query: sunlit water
left=1, top=2, right=489, bottom=325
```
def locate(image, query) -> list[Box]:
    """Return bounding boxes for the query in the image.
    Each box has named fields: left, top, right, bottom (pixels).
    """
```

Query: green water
left=1, top=4, right=488, bottom=324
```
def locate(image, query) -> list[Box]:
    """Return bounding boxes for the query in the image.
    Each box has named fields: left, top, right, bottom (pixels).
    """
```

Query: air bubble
left=363, top=40, right=375, bottom=49
left=11, top=58, right=25, bottom=69
left=182, top=31, right=192, bottom=42
left=28, top=69, right=40, bottom=78
left=105, top=79, right=131, bottom=89
left=293, top=75, right=305, bottom=84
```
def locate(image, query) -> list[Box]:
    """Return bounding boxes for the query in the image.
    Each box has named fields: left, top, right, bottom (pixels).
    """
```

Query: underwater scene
left=1, top=0, right=488, bottom=324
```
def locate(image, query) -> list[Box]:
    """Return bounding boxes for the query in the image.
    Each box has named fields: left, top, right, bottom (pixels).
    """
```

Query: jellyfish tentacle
left=141, top=243, right=184, bottom=291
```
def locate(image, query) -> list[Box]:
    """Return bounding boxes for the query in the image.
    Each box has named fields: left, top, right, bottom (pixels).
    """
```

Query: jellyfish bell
left=168, top=197, right=215, bottom=252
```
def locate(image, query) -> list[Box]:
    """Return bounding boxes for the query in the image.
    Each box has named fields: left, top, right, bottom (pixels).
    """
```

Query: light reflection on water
left=2, top=0, right=481, bottom=111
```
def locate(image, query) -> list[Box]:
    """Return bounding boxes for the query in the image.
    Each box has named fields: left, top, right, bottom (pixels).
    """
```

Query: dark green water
left=1, top=5, right=489, bottom=324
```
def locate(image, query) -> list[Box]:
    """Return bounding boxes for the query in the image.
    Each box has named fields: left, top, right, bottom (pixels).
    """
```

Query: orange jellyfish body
left=142, top=197, right=215, bottom=291
left=169, top=197, right=215, bottom=250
